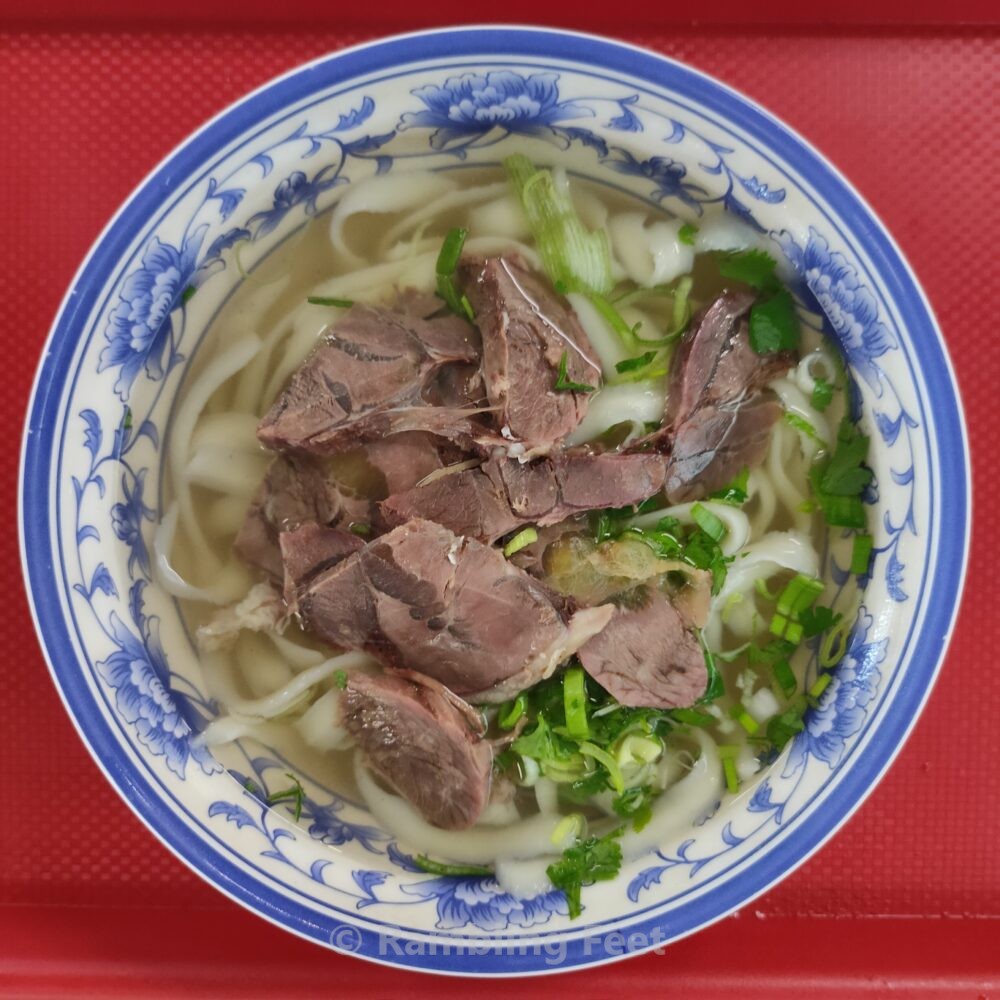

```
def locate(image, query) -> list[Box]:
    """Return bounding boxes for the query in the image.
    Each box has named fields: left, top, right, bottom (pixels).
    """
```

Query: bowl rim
left=18, top=25, right=971, bottom=975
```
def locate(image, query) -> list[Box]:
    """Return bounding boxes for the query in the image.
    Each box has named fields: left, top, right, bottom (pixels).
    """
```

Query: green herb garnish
left=811, top=376, right=834, bottom=412
left=546, top=828, right=624, bottom=919
left=851, top=533, right=874, bottom=576
left=332, top=669, right=348, bottom=690
left=307, top=295, right=354, bottom=308
left=434, top=227, right=475, bottom=321
left=716, top=248, right=778, bottom=290
left=611, top=786, right=655, bottom=832
left=562, top=666, right=590, bottom=740
left=554, top=350, right=597, bottom=393
left=614, top=350, right=659, bottom=375
left=414, top=856, right=493, bottom=877
left=708, top=467, right=749, bottom=506
left=503, top=526, right=538, bottom=557
left=267, top=773, right=306, bottom=821
left=498, top=694, right=527, bottom=730
left=181, top=285, right=196, bottom=304
left=749, top=289, right=799, bottom=354
left=677, top=222, right=698, bottom=245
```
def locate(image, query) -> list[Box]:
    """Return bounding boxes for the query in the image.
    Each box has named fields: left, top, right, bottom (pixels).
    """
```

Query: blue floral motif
left=602, top=147, right=707, bottom=211
left=400, top=71, right=592, bottom=149
left=111, top=468, right=155, bottom=577
left=776, top=227, right=896, bottom=391
left=99, top=226, right=204, bottom=400
left=248, top=167, right=347, bottom=238
left=788, top=609, right=887, bottom=774
left=300, top=794, right=386, bottom=855
left=96, top=582, right=218, bottom=779
left=402, top=876, right=568, bottom=931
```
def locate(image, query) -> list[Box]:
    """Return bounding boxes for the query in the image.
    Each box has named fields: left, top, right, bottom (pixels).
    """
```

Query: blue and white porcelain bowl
left=20, top=27, right=969, bottom=974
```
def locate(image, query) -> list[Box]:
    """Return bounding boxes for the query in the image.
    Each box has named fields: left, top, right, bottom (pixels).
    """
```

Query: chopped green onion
left=731, top=707, right=760, bottom=735
left=504, top=154, right=613, bottom=296
left=414, top=855, right=493, bottom=877
left=436, top=226, right=467, bottom=276
left=851, top=534, right=874, bottom=576
left=698, top=640, right=724, bottom=703
left=615, top=734, right=663, bottom=766
left=691, top=503, right=727, bottom=543
left=307, top=295, right=354, bottom=308
left=820, top=616, right=853, bottom=668
left=267, top=773, right=306, bottom=821
left=772, top=658, right=797, bottom=698
left=670, top=707, right=715, bottom=727
left=776, top=575, right=825, bottom=618
left=808, top=673, right=832, bottom=699
left=348, top=522, right=372, bottom=537
left=770, top=613, right=803, bottom=644
left=678, top=222, right=698, bottom=245
left=755, top=578, right=781, bottom=601
left=614, top=350, right=659, bottom=375
left=434, top=227, right=475, bottom=321
left=797, top=499, right=817, bottom=513
left=503, top=526, right=538, bottom=557
left=554, top=350, right=597, bottom=393
left=721, top=754, right=740, bottom=794
left=332, top=669, right=348, bottom=690
left=578, top=741, right=624, bottom=794
left=563, top=666, right=590, bottom=740
left=498, top=694, right=527, bottom=730
left=550, top=812, right=587, bottom=847
left=181, top=285, right=196, bottom=304
left=785, top=411, right=824, bottom=444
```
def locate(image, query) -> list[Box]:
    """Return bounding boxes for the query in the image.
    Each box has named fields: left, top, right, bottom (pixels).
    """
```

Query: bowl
left=19, top=26, right=969, bottom=975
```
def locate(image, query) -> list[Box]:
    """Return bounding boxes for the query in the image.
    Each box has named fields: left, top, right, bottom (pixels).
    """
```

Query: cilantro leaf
left=678, top=222, right=698, bottom=246
left=799, top=605, right=841, bottom=639
left=708, top=467, right=749, bottom=506
left=749, top=290, right=799, bottom=354
left=820, top=418, right=873, bottom=496
left=511, top=714, right=573, bottom=764
left=811, top=376, right=834, bottom=412
left=546, top=828, right=624, bottom=918
left=612, top=786, right=656, bottom=831
left=716, top=249, right=778, bottom=290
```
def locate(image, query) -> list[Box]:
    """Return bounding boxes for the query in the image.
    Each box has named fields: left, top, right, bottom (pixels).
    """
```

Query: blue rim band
left=19, top=27, right=969, bottom=975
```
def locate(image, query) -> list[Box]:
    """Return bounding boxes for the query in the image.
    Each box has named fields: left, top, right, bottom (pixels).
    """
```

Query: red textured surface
left=3, top=20, right=999, bottom=996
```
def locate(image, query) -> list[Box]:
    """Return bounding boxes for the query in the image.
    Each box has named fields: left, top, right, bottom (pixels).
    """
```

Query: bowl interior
left=20, top=28, right=967, bottom=974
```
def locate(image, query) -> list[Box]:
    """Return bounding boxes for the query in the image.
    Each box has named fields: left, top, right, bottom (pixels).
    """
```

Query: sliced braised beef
left=577, top=588, right=707, bottom=709
left=289, top=518, right=614, bottom=703
left=257, top=301, right=487, bottom=455
left=379, top=452, right=665, bottom=543
left=651, top=289, right=794, bottom=503
left=362, top=431, right=453, bottom=496
left=342, top=670, right=492, bottom=830
left=278, top=524, right=365, bottom=609
left=234, top=455, right=372, bottom=582
left=458, top=255, right=601, bottom=454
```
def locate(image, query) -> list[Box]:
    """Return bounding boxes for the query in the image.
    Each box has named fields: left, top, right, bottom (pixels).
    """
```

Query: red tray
left=4, top=11, right=999, bottom=996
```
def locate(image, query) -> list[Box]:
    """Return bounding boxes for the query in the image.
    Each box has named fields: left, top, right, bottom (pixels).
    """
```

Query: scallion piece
left=851, top=533, right=874, bottom=576
left=348, top=522, right=372, bottom=537
left=614, top=351, right=658, bottom=375
left=307, top=295, right=354, bottom=308
left=670, top=707, right=715, bottom=728
left=414, top=855, right=493, bottom=877
left=332, top=669, right=348, bottom=690
left=776, top=575, right=825, bottom=618
left=505, top=154, right=614, bottom=296
left=563, top=666, right=590, bottom=740
left=181, top=285, right=196, bottom=304
left=498, top=694, right=527, bottom=730
left=434, top=227, right=475, bottom=321
left=578, top=741, right=624, bottom=794
left=691, top=503, right=727, bottom=543
left=503, top=526, right=538, bottom=557
left=678, top=222, right=698, bottom=245
left=811, top=376, right=834, bottom=412
left=772, top=658, right=797, bottom=698
left=554, top=350, right=597, bottom=393
left=586, top=288, right=680, bottom=351
left=266, top=773, right=305, bottom=821
left=808, top=673, right=832, bottom=699
left=722, top=755, right=740, bottom=794
left=770, top=614, right=803, bottom=644
left=731, top=707, right=760, bottom=735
